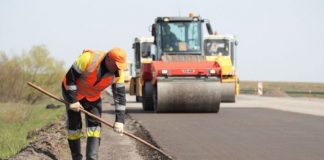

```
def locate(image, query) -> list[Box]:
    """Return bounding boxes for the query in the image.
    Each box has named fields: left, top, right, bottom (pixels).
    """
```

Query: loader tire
left=142, top=82, right=154, bottom=111
left=153, top=86, right=157, bottom=112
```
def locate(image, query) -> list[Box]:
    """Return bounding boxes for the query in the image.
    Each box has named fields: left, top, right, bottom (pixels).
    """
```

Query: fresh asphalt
left=126, top=95, right=324, bottom=160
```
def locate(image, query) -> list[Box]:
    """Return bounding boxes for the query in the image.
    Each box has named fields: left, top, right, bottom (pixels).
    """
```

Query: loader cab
left=132, top=37, right=155, bottom=75
left=151, top=16, right=206, bottom=60
left=204, top=35, right=238, bottom=65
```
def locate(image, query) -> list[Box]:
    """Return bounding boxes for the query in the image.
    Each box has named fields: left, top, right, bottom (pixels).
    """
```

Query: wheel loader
left=129, top=37, right=155, bottom=102
left=204, top=34, right=239, bottom=102
left=130, top=15, right=223, bottom=113
left=124, top=61, right=133, bottom=93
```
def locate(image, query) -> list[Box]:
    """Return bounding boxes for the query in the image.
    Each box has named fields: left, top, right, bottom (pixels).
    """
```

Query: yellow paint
left=206, top=55, right=240, bottom=95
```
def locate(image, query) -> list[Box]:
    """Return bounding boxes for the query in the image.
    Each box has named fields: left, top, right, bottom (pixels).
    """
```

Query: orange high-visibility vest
left=64, top=51, right=114, bottom=102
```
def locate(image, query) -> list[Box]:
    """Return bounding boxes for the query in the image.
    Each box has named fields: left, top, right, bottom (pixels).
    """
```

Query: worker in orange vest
left=62, top=48, right=127, bottom=160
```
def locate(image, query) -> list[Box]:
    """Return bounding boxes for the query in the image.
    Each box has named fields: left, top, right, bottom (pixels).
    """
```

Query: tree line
left=0, top=45, right=65, bottom=104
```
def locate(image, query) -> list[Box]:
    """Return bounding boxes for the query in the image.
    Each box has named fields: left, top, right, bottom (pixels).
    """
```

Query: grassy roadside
left=0, top=101, right=65, bottom=159
left=240, top=81, right=324, bottom=98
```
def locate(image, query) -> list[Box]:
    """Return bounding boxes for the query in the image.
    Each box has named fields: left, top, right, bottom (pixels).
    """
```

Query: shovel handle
left=27, top=82, right=173, bottom=159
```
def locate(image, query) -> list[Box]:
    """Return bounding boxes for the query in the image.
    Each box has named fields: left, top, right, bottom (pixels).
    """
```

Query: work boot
left=86, top=137, right=100, bottom=160
left=68, top=139, right=83, bottom=160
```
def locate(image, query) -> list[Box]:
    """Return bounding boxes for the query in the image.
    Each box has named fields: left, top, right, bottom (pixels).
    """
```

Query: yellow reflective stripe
left=81, top=53, right=100, bottom=77
left=86, top=127, right=101, bottom=138
left=86, top=130, right=100, bottom=138
left=114, top=70, right=125, bottom=83
left=75, top=52, right=92, bottom=72
left=68, top=133, right=82, bottom=140
left=68, top=130, right=82, bottom=140
left=72, top=62, right=83, bottom=74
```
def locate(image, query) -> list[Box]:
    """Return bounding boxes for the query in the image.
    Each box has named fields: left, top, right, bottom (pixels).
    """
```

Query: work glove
left=69, top=102, right=84, bottom=112
left=114, top=122, right=124, bottom=136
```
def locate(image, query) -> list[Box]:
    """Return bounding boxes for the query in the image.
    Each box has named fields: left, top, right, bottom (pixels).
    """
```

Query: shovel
left=27, top=82, right=173, bottom=159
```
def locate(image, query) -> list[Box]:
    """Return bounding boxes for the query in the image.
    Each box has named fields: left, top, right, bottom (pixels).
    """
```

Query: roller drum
left=155, top=78, right=221, bottom=113
left=221, top=83, right=236, bottom=102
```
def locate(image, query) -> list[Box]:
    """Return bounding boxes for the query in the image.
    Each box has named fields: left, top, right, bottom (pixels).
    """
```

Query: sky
left=1, top=0, right=324, bottom=82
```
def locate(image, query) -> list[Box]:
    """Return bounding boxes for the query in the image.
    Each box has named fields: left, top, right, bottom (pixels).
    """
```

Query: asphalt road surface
left=127, top=95, right=324, bottom=160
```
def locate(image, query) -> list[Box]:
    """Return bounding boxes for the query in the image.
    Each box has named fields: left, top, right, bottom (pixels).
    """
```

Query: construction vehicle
left=124, top=61, right=133, bottom=93
left=130, top=15, right=223, bottom=113
left=130, top=37, right=154, bottom=102
left=204, top=34, right=239, bottom=102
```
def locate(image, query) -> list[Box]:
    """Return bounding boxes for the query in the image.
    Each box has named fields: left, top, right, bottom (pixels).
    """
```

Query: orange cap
left=107, top=48, right=127, bottom=70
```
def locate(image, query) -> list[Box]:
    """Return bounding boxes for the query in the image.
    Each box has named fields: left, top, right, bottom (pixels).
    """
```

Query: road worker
left=62, top=48, right=127, bottom=160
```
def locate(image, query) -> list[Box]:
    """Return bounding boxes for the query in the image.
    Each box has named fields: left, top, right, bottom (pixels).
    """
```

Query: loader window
left=141, top=42, right=152, bottom=58
left=160, top=22, right=202, bottom=53
left=135, top=42, right=141, bottom=69
left=204, top=39, right=229, bottom=56
left=230, top=41, right=235, bottom=65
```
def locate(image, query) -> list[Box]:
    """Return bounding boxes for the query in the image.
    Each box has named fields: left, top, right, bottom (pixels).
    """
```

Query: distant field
left=0, top=101, right=65, bottom=159
left=240, top=81, right=324, bottom=98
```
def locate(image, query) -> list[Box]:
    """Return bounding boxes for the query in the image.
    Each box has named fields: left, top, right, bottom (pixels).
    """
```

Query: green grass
left=0, top=101, right=65, bottom=159
left=240, top=81, right=324, bottom=98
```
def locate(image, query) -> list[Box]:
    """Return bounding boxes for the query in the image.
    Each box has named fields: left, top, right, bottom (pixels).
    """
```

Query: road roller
left=204, top=34, right=239, bottom=102
left=130, top=15, right=223, bottom=113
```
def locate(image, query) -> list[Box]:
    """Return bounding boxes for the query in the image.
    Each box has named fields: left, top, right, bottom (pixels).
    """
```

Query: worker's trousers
left=64, top=97, right=102, bottom=160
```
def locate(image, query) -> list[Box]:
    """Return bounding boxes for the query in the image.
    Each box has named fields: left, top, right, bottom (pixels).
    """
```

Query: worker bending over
left=62, top=48, right=127, bottom=160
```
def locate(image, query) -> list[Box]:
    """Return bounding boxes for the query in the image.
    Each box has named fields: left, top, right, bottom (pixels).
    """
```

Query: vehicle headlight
left=163, top=17, right=169, bottom=22
left=209, top=69, right=216, bottom=74
left=162, top=69, right=168, bottom=75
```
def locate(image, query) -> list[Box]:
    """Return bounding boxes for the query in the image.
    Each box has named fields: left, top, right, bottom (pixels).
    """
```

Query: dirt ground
left=10, top=116, right=70, bottom=160
left=10, top=94, right=170, bottom=160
